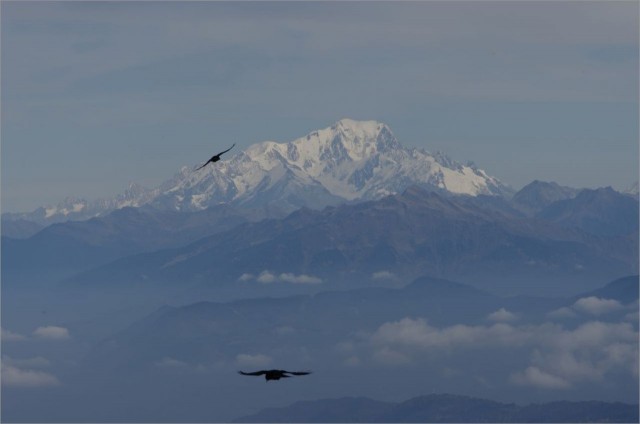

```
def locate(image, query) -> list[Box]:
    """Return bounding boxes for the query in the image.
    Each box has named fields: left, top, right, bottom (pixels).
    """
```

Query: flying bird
left=238, top=369, right=312, bottom=381
left=194, top=143, right=235, bottom=170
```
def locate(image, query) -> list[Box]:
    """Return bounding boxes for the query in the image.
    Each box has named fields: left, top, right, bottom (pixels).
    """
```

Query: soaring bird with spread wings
left=238, top=369, right=312, bottom=381
left=194, top=143, right=235, bottom=171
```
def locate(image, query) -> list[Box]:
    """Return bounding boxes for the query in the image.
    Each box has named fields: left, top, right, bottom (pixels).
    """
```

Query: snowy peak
left=245, top=119, right=394, bottom=169
left=327, top=119, right=400, bottom=158
left=3, top=183, right=156, bottom=226
left=149, top=118, right=510, bottom=210
left=43, top=197, right=87, bottom=218
left=624, top=181, right=639, bottom=199
left=4, top=119, right=511, bottom=224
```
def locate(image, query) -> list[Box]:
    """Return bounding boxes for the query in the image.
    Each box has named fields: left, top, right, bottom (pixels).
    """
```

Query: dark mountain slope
left=62, top=187, right=637, bottom=295
left=1, top=217, right=44, bottom=238
left=511, top=180, right=579, bottom=215
left=234, top=393, right=639, bottom=423
left=537, top=187, right=639, bottom=236
left=2, top=204, right=254, bottom=286
left=576, top=275, right=639, bottom=304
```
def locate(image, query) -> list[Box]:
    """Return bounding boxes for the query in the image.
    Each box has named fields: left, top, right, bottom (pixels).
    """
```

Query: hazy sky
left=2, top=1, right=638, bottom=212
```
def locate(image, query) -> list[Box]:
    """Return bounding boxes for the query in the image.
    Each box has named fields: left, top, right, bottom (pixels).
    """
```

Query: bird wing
left=194, top=161, right=209, bottom=171
left=217, top=143, right=235, bottom=156
left=286, top=371, right=312, bottom=376
left=238, top=370, right=267, bottom=376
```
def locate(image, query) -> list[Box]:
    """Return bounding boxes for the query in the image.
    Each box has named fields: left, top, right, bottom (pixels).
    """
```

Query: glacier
left=3, top=119, right=511, bottom=224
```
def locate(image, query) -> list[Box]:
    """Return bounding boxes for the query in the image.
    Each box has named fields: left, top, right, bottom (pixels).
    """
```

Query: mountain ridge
left=59, top=186, right=638, bottom=296
left=511, top=180, right=579, bottom=214
left=536, top=186, right=639, bottom=236
left=2, top=119, right=510, bottom=225
left=233, top=393, right=639, bottom=423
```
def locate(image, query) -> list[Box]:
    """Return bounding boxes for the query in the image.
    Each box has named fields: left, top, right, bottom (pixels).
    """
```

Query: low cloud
left=625, top=310, right=639, bottom=322
left=1, top=328, right=26, bottom=341
left=1, top=364, right=59, bottom=387
left=371, top=317, right=527, bottom=351
left=487, top=308, right=517, bottom=322
left=256, top=271, right=276, bottom=283
left=279, top=273, right=322, bottom=284
left=367, top=317, right=638, bottom=389
left=572, top=297, right=623, bottom=316
left=547, top=307, right=578, bottom=320
left=154, top=357, right=209, bottom=373
left=33, top=326, right=70, bottom=340
left=238, top=273, right=254, bottom=282
left=239, top=270, right=322, bottom=285
left=548, top=297, right=625, bottom=320
left=372, top=271, right=396, bottom=280
left=373, top=347, right=412, bottom=365
left=510, top=366, right=570, bottom=389
left=2, top=355, right=51, bottom=369
left=235, top=353, right=272, bottom=368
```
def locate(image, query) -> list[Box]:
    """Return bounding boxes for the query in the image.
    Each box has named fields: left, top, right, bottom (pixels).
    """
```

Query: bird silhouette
left=194, top=143, right=235, bottom=170
left=238, top=369, right=312, bottom=381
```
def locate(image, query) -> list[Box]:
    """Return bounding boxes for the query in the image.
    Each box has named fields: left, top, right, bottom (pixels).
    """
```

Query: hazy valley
left=2, top=120, right=638, bottom=422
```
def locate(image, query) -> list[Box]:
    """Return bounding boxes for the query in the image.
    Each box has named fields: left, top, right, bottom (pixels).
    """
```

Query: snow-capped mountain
left=2, top=183, right=156, bottom=226
left=3, top=119, right=510, bottom=225
left=143, top=119, right=511, bottom=213
left=623, top=181, right=639, bottom=199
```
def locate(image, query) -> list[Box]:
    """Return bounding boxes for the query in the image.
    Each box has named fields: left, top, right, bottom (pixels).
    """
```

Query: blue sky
left=2, top=1, right=638, bottom=212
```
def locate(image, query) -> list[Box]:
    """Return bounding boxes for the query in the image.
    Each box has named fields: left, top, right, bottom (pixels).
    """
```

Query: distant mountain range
left=624, top=181, right=639, bottom=198
left=3, top=182, right=637, bottom=296
left=537, top=186, right=639, bottom=236
left=233, top=393, right=639, bottom=423
left=72, top=275, right=637, bottom=422
left=2, top=119, right=637, bottom=423
left=51, top=185, right=637, bottom=295
left=511, top=180, right=579, bottom=214
left=1, top=204, right=259, bottom=286
left=82, top=274, right=638, bottom=374
left=2, top=182, right=157, bottom=229
left=2, top=119, right=637, bottom=295
left=2, top=119, right=510, bottom=227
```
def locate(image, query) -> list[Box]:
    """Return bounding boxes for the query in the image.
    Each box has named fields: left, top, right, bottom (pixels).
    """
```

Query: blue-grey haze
left=1, top=5, right=639, bottom=420
left=1, top=168, right=638, bottom=421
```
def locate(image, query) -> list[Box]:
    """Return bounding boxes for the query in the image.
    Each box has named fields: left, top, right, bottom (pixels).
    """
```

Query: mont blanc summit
left=149, top=119, right=510, bottom=213
left=4, top=119, right=510, bottom=223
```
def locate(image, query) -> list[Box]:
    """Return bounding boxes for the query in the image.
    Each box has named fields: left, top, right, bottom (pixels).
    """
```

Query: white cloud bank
left=2, top=355, right=51, bottom=369
left=33, top=326, right=70, bottom=340
left=153, top=357, right=209, bottom=374
left=235, top=353, right=272, bottom=368
left=371, top=318, right=528, bottom=350
left=1, top=327, right=26, bottom=341
left=238, top=270, right=322, bottom=285
left=547, top=306, right=578, bottom=319
left=1, top=364, right=59, bottom=387
left=487, top=308, right=517, bottom=322
left=510, top=366, right=570, bottom=389
left=367, top=317, right=638, bottom=389
left=572, top=296, right=624, bottom=316
left=372, top=271, right=397, bottom=280
left=548, top=296, right=626, bottom=319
